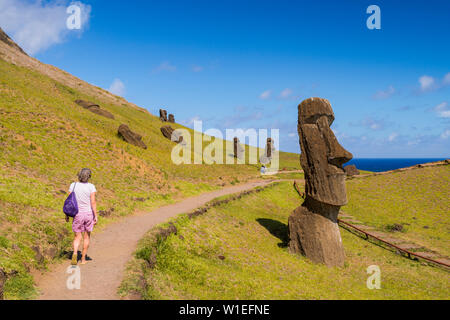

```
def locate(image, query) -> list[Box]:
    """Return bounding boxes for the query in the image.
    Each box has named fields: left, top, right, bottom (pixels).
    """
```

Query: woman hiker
left=66, top=168, right=98, bottom=265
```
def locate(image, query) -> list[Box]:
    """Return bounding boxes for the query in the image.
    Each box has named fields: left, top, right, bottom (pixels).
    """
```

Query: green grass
left=0, top=57, right=299, bottom=299
left=346, top=165, right=450, bottom=256
left=119, top=180, right=449, bottom=300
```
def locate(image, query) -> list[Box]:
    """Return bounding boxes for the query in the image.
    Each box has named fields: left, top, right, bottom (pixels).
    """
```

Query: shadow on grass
left=256, top=218, right=289, bottom=248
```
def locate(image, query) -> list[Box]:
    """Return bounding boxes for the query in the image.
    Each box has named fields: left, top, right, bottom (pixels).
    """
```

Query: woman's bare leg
left=72, top=232, right=82, bottom=265
left=81, top=232, right=91, bottom=264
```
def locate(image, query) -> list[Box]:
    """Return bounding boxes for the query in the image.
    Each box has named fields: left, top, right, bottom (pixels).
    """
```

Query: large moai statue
left=159, top=109, right=168, bottom=122
left=288, top=97, right=353, bottom=267
left=168, top=114, right=175, bottom=123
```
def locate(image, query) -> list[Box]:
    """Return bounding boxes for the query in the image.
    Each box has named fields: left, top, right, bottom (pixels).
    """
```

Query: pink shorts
left=72, top=211, right=95, bottom=233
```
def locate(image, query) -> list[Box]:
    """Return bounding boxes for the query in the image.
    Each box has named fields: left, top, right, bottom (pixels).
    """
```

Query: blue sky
left=1, top=0, right=449, bottom=157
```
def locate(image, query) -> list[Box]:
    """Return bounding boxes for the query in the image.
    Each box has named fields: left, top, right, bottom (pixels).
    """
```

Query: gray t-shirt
left=69, top=182, right=97, bottom=213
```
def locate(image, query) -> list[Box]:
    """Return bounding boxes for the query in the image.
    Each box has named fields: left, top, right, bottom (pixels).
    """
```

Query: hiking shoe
left=71, top=253, right=78, bottom=265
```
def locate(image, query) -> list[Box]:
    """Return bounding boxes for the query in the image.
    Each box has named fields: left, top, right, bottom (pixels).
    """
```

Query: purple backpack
left=63, top=183, right=79, bottom=217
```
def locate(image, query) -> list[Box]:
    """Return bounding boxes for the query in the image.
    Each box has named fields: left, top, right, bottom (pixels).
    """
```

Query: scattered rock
left=218, top=255, right=225, bottom=260
left=344, top=165, right=360, bottom=176
left=157, top=223, right=178, bottom=240
left=118, top=124, right=147, bottom=149
left=147, top=251, right=157, bottom=269
left=168, top=223, right=177, bottom=234
left=188, top=207, right=208, bottom=219
left=159, top=109, right=168, bottom=122
left=11, top=244, right=19, bottom=251
left=44, top=247, right=58, bottom=259
left=32, top=246, right=44, bottom=264
left=423, top=225, right=429, bottom=229
left=160, top=125, right=183, bottom=143
left=387, top=223, right=403, bottom=232
left=75, top=100, right=115, bottom=119
left=99, top=208, right=114, bottom=217
left=23, top=263, right=31, bottom=273
left=0, top=268, right=5, bottom=300
left=168, top=114, right=175, bottom=123
left=135, top=197, right=146, bottom=202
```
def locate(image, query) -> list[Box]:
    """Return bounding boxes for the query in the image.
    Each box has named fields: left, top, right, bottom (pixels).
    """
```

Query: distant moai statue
left=288, top=97, right=353, bottom=267
left=233, top=137, right=244, bottom=159
left=259, top=137, right=275, bottom=165
left=168, top=114, right=175, bottom=123
left=266, top=138, right=273, bottom=158
left=159, top=109, right=168, bottom=122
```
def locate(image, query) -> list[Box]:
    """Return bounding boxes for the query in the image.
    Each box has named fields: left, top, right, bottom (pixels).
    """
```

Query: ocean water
left=344, top=158, right=448, bottom=173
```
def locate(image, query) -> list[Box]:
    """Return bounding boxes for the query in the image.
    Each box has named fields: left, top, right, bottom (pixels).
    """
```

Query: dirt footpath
left=36, top=180, right=273, bottom=300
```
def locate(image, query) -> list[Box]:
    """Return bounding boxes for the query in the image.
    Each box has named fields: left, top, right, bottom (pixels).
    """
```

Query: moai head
left=298, top=98, right=353, bottom=206
left=168, top=114, right=175, bottom=123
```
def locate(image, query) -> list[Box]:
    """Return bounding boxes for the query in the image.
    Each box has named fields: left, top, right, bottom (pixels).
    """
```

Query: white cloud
left=181, top=116, right=201, bottom=127
left=388, top=132, right=398, bottom=142
left=153, top=61, right=177, bottom=73
left=444, top=72, right=450, bottom=85
left=288, top=132, right=296, bottom=138
left=259, top=90, right=271, bottom=100
left=108, top=78, right=125, bottom=96
left=373, top=85, right=395, bottom=99
left=192, top=65, right=203, bottom=72
left=419, top=75, right=435, bottom=91
left=434, top=102, right=450, bottom=118
left=0, top=0, right=91, bottom=55
left=441, top=129, right=450, bottom=139
left=280, top=88, right=292, bottom=99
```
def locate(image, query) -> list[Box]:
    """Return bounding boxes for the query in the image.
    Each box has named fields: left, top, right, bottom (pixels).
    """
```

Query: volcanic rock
left=0, top=268, right=5, bottom=300
left=344, top=164, right=360, bottom=176
left=32, top=246, right=44, bottom=264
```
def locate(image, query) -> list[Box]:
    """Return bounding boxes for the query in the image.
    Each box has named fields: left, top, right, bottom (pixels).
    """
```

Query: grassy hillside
left=345, top=165, right=450, bottom=256
left=0, top=54, right=299, bottom=299
left=120, top=178, right=449, bottom=300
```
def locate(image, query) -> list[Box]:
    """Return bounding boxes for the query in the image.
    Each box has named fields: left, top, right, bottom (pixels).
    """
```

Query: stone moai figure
left=233, top=137, right=239, bottom=158
left=233, top=137, right=244, bottom=159
left=288, top=97, right=353, bottom=267
left=266, top=138, right=273, bottom=158
left=168, top=114, right=175, bottom=123
left=159, top=109, right=168, bottom=122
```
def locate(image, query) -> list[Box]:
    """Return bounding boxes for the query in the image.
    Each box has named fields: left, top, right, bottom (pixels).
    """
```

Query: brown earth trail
left=36, top=180, right=273, bottom=300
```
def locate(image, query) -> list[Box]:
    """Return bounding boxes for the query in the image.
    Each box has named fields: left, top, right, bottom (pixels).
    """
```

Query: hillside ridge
left=0, top=28, right=145, bottom=113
